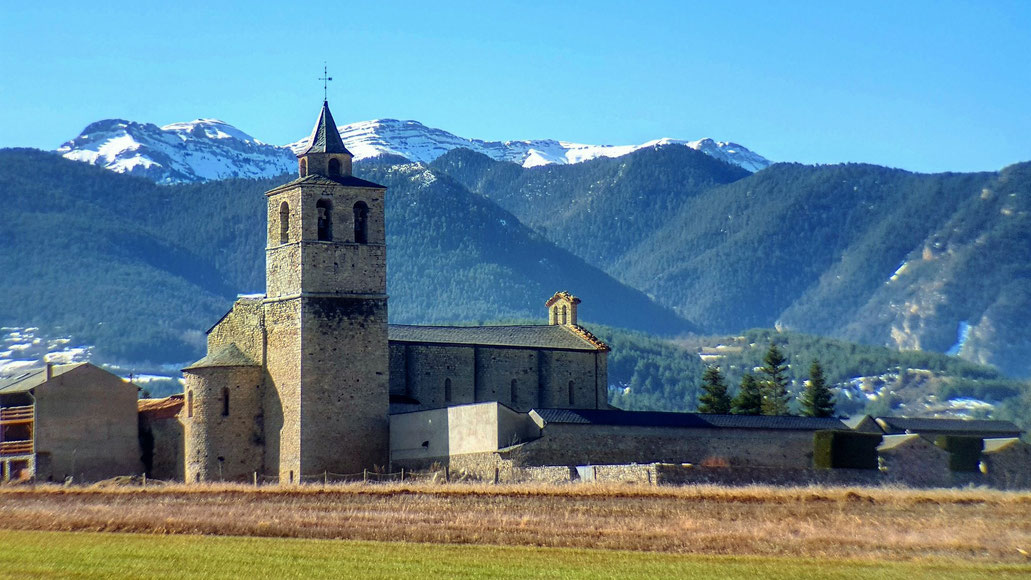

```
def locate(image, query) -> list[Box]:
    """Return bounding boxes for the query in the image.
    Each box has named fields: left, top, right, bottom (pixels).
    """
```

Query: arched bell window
left=328, top=158, right=341, bottom=177
left=316, top=199, right=333, bottom=241
left=279, top=202, right=290, bottom=244
left=353, top=201, right=369, bottom=244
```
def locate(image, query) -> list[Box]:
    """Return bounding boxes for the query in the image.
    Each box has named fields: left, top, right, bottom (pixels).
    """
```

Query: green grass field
left=0, top=530, right=1027, bottom=579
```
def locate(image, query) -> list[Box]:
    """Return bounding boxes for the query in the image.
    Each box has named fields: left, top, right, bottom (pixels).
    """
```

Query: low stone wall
left=653, top=464, right=884, bottom=487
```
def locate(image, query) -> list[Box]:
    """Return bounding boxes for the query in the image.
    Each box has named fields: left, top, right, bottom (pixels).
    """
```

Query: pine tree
left=698, top=365, right=732, bottom=414
left=760, top=343, right=792, bottom=416
left=800, top=360, right=835, bottom=417
left=731, top=373, right=763, bottom=415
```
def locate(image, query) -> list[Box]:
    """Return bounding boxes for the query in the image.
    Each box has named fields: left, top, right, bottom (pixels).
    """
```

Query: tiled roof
left=531, top=408, right=849, bottom=431
left=875, top=416, right=1021, bottom=436
left=301, top=101, right=351, bottom=156
left=182, top=344, right=258, bottom=371
left=388, top=324, right=606, bottom=351
left=138, top=395, right=183, bottom=419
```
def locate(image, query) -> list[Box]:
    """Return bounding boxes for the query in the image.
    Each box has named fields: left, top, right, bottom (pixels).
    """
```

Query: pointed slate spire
left=301, top=100, right=351, bottom=156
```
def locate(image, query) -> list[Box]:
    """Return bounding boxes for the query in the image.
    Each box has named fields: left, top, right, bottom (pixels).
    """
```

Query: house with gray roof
left=0, top=362, right=141, bottom=482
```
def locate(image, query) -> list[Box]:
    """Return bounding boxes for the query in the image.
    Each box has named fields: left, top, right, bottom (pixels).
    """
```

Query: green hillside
left=0, top=149, right=697, bottom=363
left=428, top=153, right=1031, bottom=378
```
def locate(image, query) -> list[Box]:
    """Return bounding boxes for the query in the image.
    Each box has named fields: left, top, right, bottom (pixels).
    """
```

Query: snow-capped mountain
left=57, top=119, right=295, bottom=184
left=289, top=118, right=771, bottom=172
left=57, top=117, right=770, bottom=184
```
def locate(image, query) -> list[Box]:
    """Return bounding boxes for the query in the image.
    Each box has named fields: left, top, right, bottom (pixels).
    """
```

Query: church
left=178, top=102, right=1028, bottom=488
left=181, top=101, right=611, bottom=483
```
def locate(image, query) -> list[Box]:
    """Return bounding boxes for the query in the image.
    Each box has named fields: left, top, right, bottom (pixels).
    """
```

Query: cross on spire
left=319, top=63, right=333, bottom=102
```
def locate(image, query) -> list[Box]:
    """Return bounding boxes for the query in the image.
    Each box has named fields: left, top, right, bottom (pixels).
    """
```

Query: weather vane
left=319, top=63, right=333, bottom=102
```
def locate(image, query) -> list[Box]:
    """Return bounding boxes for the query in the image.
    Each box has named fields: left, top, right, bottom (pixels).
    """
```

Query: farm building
left=0, top=362, right=141, bottom=482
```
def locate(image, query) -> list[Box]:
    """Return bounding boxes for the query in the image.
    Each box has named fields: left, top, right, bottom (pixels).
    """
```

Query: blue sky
left=2, top=1, right=1029, bottom=173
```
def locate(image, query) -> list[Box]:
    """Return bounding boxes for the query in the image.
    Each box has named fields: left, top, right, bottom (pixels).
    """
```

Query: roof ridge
left=564, top=324, right=610, bottom=351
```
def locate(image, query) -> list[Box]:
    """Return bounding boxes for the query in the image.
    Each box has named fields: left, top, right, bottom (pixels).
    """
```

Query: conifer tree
left=800, top=360, right=835, bottom=417
left=731, top=373, right=763, bottom=415
left=698, top=365, right=732, bottom=414
left=760, top=343, right=792, bottom=416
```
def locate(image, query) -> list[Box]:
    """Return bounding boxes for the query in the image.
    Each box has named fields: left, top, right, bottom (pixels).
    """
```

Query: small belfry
left=546, top=291, right=581, bottom=326
left=298, top=100, right=353, bottom=179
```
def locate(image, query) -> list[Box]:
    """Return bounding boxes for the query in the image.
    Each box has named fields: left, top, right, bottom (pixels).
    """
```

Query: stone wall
left=263, top=297, right=301, bottom=480
left=389, top=344, right=606, bottom=412
left=877, top=435, right=952, bottom=488
left=514, top=423, right=819, bottom=469
left=182, top=365, right=265, bottom=482
left=298, top=295, right=390, bottom=477
left=33, top=365, right=142, bottom=482
left=982, top=439, right=1031, bottom=490
left=206, top=299, right=265, bottom=365
left=141, top=413, right=184, bottom=482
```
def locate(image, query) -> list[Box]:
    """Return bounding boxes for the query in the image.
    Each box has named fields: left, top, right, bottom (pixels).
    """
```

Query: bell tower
left=262, top=100, right=389, bottom=480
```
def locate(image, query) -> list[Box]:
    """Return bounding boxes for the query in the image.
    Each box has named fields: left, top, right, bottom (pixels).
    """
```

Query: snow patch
left=945, top=321, right=970, bottom=356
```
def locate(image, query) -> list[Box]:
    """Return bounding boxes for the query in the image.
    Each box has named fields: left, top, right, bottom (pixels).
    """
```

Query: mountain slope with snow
left=57, top=116, right=770, bottom=183
left=290, top=118, right=771, bottom=172
left=57, top=119, right=296, bottom=184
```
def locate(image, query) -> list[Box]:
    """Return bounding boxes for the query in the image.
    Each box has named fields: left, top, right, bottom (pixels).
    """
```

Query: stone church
left=181, top=101, right=610, bottom=483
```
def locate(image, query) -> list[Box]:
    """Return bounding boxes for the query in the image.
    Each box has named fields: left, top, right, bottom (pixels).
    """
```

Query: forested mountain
left=0, top=149, right=696, bottom=363
left=426, top=152, right=1031, bottom=378
left=431, top=146, right=750, bottom=268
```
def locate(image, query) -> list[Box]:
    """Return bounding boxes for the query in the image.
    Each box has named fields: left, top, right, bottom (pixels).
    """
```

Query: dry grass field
left=0, top=481, right=1028, bottom=565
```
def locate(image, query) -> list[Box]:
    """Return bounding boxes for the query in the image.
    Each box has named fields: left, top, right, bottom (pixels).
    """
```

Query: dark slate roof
left=531, top=408, right=850, bottom=431
left=267, top=173, right=386, bottom=193
left=301, top=100, right=351, bottom=156
left=388, top=324, right=604, bottom=351
left=183, top=344, right=258, bottom=371
left=875, top=416, right=1022, bottom=436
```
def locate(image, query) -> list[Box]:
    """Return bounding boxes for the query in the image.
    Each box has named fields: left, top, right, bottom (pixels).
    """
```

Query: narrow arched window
left=221, top=387, right=230, bottom=417
left=568, top=380, right=575, bottom=406
left=561, top=305, right=568, bottom=325
left=187, top=391, right=194, bottom=418
left=328, top=158, right=341, bottom=177
left=299, top=158, right=308, bottom=177
left=444, top=378, right=452, bottom=403
left=316, top=199, right=333, bottom=241
left=279, top=201, right=290, bottom=244
left=510, top=379, right=518, bottom=406
left=353, top=201, right=369, bottom=244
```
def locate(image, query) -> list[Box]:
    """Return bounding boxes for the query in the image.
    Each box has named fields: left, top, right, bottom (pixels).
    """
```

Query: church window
left=444, top=378, right=452, bottom=403
left=353, top=201, right=369, bottom=244
left=328, top=158, right=341, bottom=177
left=299, top=158, right=308, bottom=177
left=510, top=379, right=518, bottom=406
left=561, top=305, right=568, bottom=325
left=187, top=391, right=194, bottom=418
left=221, top=387, right=230, bottom=417
left=279, top=202, right=290, bottom=244
left=568, top=380, right=575, bottom=406
left=317, top=199, right=333, bottom=241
